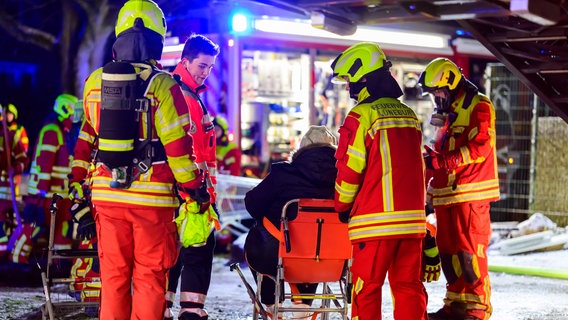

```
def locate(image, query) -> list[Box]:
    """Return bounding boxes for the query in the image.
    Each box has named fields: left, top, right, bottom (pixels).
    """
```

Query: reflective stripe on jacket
left=427, top=90, right=500, bottom=207
left=334, top=90, right=426, bottom=243
left=73, top=63, right=200, bottom=208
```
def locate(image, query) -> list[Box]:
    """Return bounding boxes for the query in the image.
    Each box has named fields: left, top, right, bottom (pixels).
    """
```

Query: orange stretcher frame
left=256, top=198, right=353, bottom=320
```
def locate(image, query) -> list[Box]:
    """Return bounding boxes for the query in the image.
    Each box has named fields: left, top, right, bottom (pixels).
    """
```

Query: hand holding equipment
left=68, top=181, right=96, bottom=240
left=424, top=145, right=459, bottom=171
left=178, top=170, right=211, bottom=213
left=424, top=145, right=443, bottom=170
left=70, top=198, right=96, bottom=241
left=422, top=231, right=441, bottom=282
left=175, top=201, right=220, bottom=248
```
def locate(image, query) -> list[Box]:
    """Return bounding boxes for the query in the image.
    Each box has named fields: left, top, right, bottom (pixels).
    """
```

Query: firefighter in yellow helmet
left=213, top=115, right=241, bottom=176
left=331, top=42, right=429, bottom=319
left=5, top=104, right=29, bottom=152
left=9, top=94, right=77, bottom=268
left=68, top=1, right=208, bottom=318
left=419, top=58, right=499, bottom=320
left=0, top=103, right=30, bottom=260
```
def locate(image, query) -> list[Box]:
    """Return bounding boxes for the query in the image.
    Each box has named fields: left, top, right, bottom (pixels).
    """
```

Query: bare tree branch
left=0, top=9, right=56, bottom=50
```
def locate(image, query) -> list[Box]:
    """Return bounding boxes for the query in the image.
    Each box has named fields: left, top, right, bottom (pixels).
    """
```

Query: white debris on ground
left=489, top=213, right=568, bottom=256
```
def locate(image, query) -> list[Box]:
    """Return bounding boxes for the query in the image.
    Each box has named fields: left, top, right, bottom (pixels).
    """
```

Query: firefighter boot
left=179, top=311, right=208, bottom=320
left=428, top=308, right=454, bottom=320
left=428, top=301, right=467, bottom=320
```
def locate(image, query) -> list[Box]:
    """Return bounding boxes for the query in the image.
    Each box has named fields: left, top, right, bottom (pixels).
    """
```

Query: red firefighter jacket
left=70, top=62, right=200, bottom=209
left=28, top=116, right=71, bottom=197
left=334, top=88, right=426, bottom=243
left=216, top=142, right=241, bottom=176
left=10, top=122, right=29, bottom=154
left=172, top=63, right=217, bottom=182
left=427, top=89, right=500, bottom=207
left=0, top=123, right=29, bottom=200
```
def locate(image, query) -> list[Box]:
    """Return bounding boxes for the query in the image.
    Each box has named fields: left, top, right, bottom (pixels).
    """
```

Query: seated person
left=243, top=126, right=337, bottom=318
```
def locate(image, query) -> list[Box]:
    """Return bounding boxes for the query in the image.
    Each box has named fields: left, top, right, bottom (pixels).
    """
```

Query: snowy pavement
left=2, top=249, right=568, bottom=320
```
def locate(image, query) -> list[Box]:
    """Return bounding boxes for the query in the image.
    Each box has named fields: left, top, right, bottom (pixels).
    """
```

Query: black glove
left=425, top=203, right=435, bottom=216
left=338, top=210, right=351, bottom=223
left=70, top=200, right=96, bottom=240
left=179, top=182, right=211, bottom=214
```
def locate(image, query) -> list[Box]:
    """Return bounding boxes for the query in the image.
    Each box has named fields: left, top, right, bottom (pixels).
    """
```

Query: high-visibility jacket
left=216, top=141, right=241, bottom=176
left=0, top=122, right=29, bottom=201
left=70, top=62, right=200, bottom=208
left=172, top=63, right=217, bottom=182
left=427, top=89, right=500, bottom=207
left=28, top=116, right=70, bottom=197
left=334, top=89, right=426, bottom=243
left=10, top=122, right=29, bottom=154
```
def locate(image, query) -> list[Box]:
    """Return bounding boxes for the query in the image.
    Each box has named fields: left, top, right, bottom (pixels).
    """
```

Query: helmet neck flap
left=112, top=19, right=164, bottom=62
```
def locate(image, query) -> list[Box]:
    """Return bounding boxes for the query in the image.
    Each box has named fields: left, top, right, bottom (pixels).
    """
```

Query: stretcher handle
left=229, top=263, right=270, bottom=320
left=315, top=218, right=323, bottom=261
left=283, top=218, right=291, bottom=253
left=50, top=194, right=63, bottom=213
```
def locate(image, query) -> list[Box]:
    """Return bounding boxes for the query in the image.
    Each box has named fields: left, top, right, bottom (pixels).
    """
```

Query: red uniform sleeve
left=70, top=119, right=98, bottom=184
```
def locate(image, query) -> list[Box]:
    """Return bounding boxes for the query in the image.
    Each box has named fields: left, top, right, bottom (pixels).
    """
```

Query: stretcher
left=40, top=194, right=100, bottom=320
left=233, top=198, right=352, bottom=320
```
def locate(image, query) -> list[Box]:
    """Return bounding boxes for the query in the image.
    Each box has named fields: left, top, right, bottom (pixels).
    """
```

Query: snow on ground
left=2, top=249, right=568, bottom=320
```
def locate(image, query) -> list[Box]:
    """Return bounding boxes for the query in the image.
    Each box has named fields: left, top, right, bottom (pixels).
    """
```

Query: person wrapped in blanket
left=244, top=125, right=337, bottom=319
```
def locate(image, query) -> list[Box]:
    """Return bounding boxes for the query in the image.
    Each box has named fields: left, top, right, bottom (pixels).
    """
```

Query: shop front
left=161, top=16, right=494, bottom=177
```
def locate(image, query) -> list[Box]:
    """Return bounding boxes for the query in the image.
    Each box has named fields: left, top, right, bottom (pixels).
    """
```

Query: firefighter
left=69, top=1, right=208, bottom=319
left=0, top=103, right=30, bottom=260
left=8, top=94, right=76, bottom=266
left=67, top=99, right=99, bottom=315
left=419, top=58, right=499, bottom=320
left=165, top=33, right=220, bottom=320
left=331, top=42, right=429, bottom=320
left=213, top=115, right=241, bottom=176
left=6, top=104, right=30, bottom=153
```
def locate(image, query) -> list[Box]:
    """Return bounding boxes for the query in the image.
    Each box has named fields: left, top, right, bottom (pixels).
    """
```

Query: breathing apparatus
left=418, top=58, right=464, bottom=127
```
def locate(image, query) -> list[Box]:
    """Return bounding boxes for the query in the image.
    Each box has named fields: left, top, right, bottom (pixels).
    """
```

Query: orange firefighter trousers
left=435, top=202, right=492, bottom=319
left=350, top=238, right=427, bottom=320
left=96, top=205, right=178, bottom=320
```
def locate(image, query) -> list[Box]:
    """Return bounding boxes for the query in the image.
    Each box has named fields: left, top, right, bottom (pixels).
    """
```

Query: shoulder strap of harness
left=127, top=63, right=166, bottom=184
left=461, top=79, right=479, bottom=111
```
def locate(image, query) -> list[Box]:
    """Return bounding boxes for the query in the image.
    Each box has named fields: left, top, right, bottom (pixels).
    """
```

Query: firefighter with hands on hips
left=68, top=1, right=210, bottom=319
left=0, top=103, right=30, bottom=260
left=331, top=42, right=431, bottom=320
left=164, top=33, right=221, bottom=320
left=419, top=58, right=499, bottom=320
left=9, top=94, right=77, bottom=267
left=213, top=114, right=241, bottom=176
